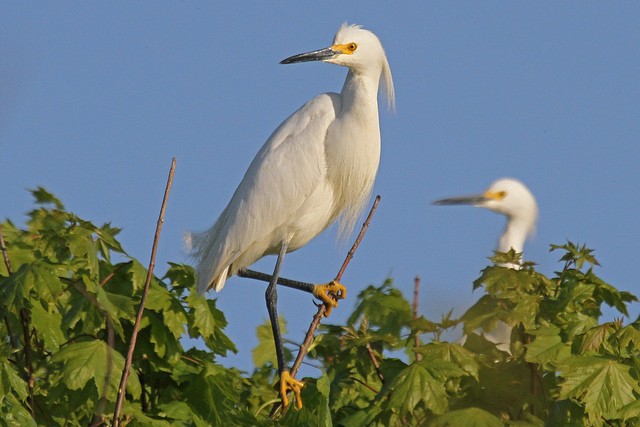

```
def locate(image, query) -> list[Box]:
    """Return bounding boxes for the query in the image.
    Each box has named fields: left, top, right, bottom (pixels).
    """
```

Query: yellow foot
left=280, top=370, right=304, bottom=410
left=312, top=280, right=346, bottom=316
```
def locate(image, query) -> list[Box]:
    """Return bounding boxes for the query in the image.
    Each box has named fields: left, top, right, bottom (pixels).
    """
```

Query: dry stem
left=112, top=158, right=176, bottom=426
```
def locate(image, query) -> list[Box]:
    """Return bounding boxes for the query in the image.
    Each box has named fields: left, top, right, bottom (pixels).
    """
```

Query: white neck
left=497, top=217, right=531, bottom=269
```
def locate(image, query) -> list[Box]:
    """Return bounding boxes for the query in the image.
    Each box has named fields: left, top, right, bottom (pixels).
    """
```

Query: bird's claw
left=280, top=371, right=304, bottom=409
left=312, top=280, right=346, bottom=316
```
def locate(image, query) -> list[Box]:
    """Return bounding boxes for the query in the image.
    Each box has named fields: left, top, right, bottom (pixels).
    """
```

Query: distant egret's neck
left=497, top=217, right=529, bottom=254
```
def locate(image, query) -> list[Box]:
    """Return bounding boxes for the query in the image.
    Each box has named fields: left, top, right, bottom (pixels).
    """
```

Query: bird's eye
left=348, top=43, right=357, bottom=52
left=496, top=191, right=507, bottom=199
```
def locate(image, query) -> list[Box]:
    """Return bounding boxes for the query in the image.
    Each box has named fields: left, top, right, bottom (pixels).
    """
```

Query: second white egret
left=188, top=23, right=394, bottom=408
left=433, top=177, right=538, bottom=351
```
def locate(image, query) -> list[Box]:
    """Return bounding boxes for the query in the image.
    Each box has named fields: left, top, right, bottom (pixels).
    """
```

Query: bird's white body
left=190, top=23, right=394, bottom=294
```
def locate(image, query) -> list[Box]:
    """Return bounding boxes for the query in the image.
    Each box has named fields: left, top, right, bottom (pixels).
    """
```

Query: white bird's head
left=433, top=178, right=539, bottom=247
left=280, top=22, right=395, bottom=110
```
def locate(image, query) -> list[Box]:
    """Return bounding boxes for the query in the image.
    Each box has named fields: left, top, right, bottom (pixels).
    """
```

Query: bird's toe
left=279, top=371, right=304, bottom=409
left=312, top=280, right=346, bottom=316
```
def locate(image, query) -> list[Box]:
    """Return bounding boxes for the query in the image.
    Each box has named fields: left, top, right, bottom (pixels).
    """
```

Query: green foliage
left=0, top=189, right=244, bottom=425
left=1, top=190, right=639, bottom=426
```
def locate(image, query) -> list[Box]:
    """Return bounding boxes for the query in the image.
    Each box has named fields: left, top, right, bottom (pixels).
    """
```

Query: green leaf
left=180, top=363, right=246, bottom=424
left=558, top=356, right=640, bottom=423
left=252, top=317, right=290, bottom=367
left=67, top=227, right=99, bottom=277
left=415, top=342, right=479, bottom=380
left=0, top=360, right=28, bottom=402
left=429, top=407, right=503, bottom=427
left=148, top=312, right=182, bottom=363
left=30, top=301, right=66, bottom=350
left=51, top=339, right=141, bottom=400
left=30, top=186, right=64, bottom=209
left=95, top=222, right=127, bottom=261
left=578, top=322, right=616, bottom=354
left=127, top=259, right=150, bottom=291
left=1, top=261, right=64, bottom=309
left=460, top=295, right=503, bottom=335
left=186, top=292, right=237, bottom=355
left=122, top=402, right=173, bottom=427
left=348, top=280, right=413, bottom=338
left=281, top=376, right=333, bottom=427
left=157, top=401, right=196, bottom=423
left=163, top=262, right=196, bottom=292
left=617, top=398, right=640, bottom=424
left=614, top=323, right=640, bottom=357
left=525, top=325, right=571, bottom=365
left=550, top=242, right=600, bottom=269
left=0, top=393, right=37, bottom=427
left=386, top=363, right=448, bottom=415
left=146, top=281, right=188, bottom=339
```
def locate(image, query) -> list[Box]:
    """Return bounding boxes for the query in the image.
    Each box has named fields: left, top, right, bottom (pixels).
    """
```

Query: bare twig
left=112, top=158, right=176, bottom=426
left=365, top=342, right=384, bottom=382
left=413, top=275, right=422, bottom=361
left=273, top=195, right=381, bottom=416
left=350, top=376, right=379, bottom=394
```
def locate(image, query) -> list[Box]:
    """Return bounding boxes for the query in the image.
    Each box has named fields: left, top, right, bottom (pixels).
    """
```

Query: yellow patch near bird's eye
left=484, top=190, right=507, bottom=200
left=333, top=42, right=357, bottom=54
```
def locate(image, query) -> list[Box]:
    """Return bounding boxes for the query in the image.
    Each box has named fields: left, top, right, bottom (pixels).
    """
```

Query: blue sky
left=2, top=3, right=639, bottom=374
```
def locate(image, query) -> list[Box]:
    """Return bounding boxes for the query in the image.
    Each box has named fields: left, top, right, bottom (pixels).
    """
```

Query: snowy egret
left=188, top=23, right=394, bottom=409
left=433, top=178, right=538, bottom=350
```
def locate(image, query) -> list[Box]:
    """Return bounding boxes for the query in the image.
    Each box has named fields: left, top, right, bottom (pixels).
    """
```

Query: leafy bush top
left=1, top=189, right=638, bottom=426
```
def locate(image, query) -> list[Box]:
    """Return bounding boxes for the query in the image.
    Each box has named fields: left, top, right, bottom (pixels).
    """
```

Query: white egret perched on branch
left=187, top=23, right=394, bottom=409
left=433, top=177, right=538, bottom=351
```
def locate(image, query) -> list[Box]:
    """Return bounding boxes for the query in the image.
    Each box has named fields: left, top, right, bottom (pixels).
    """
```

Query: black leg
left=265, top=242, right=289, bottom=376
left=242, top=264, right=346, bottom=318
left=239, top=268, right=315, bottom=294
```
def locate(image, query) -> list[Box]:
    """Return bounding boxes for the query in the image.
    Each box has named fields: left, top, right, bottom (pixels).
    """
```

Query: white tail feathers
left=185, top=230, right=229, bottom=295
left=202, top=266, right=228, bottom=294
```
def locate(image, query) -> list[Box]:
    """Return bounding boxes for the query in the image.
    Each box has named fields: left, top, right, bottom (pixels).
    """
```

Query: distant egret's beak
left=432, top=194, right=487, bottom=206
left=280, top=46, right=339, bottom=64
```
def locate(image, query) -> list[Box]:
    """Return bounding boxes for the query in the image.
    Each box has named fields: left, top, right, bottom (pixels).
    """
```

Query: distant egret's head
left=433, top=177, right=538, bottom=234
left=280, top=22, right=394, bottom=110
left=479, top=178, right=538, bottom=220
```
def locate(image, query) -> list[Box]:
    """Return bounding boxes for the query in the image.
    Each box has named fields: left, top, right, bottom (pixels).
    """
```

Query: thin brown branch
left=413, top=275, right=422, bottom=361
left=112, top=158, right=176, bottom=426
left=273, top=195, right=381, bottom=417
left=349, top=376, right=379, bottom=394
left=365, top=342, right=384, bottom=383
left=99, top=271, right=116, bottom=288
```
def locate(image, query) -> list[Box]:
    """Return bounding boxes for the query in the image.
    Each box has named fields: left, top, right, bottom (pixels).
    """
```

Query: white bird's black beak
left=432, top=195, right=487, bottom=206
left=280, top=47, right=339, bottom=64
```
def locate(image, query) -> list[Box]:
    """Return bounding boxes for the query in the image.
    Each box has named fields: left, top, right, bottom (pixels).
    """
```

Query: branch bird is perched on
left=187, top=23, right=394, bottom=409
left=433, top=178, right=538, bottom=351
